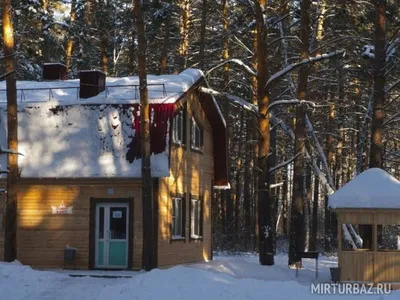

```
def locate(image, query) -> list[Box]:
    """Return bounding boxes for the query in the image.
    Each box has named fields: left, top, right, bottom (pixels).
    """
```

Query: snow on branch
left=305, top=114, right=334, bottom=188
left=199, top=86, right=260, bottom=117
left=267, top=99, right=316, bottom=112
left=387, top=36, right=400, bottom=58
left=0, top=146, right=24, bottom=156
left=269, top=153, right=301, bottom=174
left=265, top=49, right=345, bottom=88
left=270, top=115, right=335, bottom=194
left=206, top=58, right=256, bottom=77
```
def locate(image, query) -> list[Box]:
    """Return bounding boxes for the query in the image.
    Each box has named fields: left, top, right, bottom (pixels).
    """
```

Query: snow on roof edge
left=202, top=77, right=226, bottom=128
left=0, top=68, right=204, bottom=107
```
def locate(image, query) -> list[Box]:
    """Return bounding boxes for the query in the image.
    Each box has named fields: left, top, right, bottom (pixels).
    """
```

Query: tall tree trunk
left=360, top=0, right=387, bottom=252
left=255, top=0, right=274, bottom=266
left=251, top=2, right=260, bottom=252
left=221, top=0, right=229, bottom=89
left=324, top=98, right=335, bottom=252
left=178, top=0, right=190, bottom=71
left=234, top=111, right=244, bottom=244
left=134, top=0, right=156, bottom=271
left=310, top=164, right=319, bottom=251
left=369, top=0, right=386, bottom=169
left=65, top=0, right=76, bottom=73
left=198, top=0, right=207, bottom=70
left=282, top=163, right=288, bottom=235
left=41, top=0, right=51, bottom=62
left=159, top=14, right=170, bottom=74
left=2, top=0, right=18, bottom=262
left=100, top=35, right=108, bottom=75
left=288, top=0, right=310, bottom=267
left=243, top=116, right=253, bottom=249
left=128, top=29, right=135, bottom=74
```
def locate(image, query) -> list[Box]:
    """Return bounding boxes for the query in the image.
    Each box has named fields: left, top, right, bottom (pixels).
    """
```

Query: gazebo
left=329, top=168, right=400, bottom=283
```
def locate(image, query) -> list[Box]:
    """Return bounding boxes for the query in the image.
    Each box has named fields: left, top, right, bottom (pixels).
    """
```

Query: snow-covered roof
left=329, top=168, right=400, bottom=209
left=0, top=69, right=204, bottom=105
left=0, top=69, right=205, bottom=178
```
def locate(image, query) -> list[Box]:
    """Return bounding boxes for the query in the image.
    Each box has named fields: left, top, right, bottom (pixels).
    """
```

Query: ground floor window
left=172, top=197, right=184, bottom=239
left=191, top=198, right=202, bottom=239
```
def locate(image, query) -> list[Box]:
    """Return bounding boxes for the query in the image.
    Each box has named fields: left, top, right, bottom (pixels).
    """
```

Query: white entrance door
left=95, top=203, right=129, bottom=269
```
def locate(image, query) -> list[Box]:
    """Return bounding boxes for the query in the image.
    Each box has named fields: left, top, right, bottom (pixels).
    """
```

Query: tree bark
left=255, top=0, right=274, bottom=266
left=282, top=163, right=288, bottom=235
left=369, top=0, right=386, bottom=169
left=65, top=0, right=76, bottom=73
left=134, top=0, right=156, bottom=271
left=310, top=164, right=319, bottom=251
left=234, top=111, right=244, bottom=244
left=159, top=13, right=170, bottom=74
left=100, top=35, right=108, bottom=75
left=178, top=0, right=190, bottom=71
left=288, top=0, right=310, bottom=268
left=41, top=0, right=51, bottom=62
left=2, top=0, right=18, bottom=262
left=243, top=116, right=253, bottom=249
left=198, top=0, right=207, bottom=70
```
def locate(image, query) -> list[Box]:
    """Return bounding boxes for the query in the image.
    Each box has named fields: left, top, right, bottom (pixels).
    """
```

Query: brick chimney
left=79, top=70, right=106, bottom=99
left=43, top=63, right=67, bottom=80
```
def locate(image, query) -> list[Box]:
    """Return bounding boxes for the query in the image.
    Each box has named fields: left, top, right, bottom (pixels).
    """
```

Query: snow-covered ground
left=0, top=254, right=397, bottom=299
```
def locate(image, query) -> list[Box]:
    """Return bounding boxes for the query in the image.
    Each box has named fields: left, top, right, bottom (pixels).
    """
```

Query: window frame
left=172, top=197, right=184, bottom=240
left=191, top=198, right=202, bottom=239
left=341, top=224, right=374, bottom=252
left=191, top=117, right=203, bottom=152
left=172, top=110, right=185, bottom=146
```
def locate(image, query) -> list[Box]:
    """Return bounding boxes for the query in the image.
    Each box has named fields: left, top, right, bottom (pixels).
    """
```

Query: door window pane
left=109, top=207, right=127, bottom=239
left=99, top=207, right=104, bottom=239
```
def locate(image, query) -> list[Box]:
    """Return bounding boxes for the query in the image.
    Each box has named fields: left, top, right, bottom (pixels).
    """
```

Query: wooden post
left=2, top=0, right=18, bottom=262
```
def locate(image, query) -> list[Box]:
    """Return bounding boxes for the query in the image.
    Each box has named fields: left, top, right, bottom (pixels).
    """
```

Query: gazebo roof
left=328, top=168, right=400, bottom=209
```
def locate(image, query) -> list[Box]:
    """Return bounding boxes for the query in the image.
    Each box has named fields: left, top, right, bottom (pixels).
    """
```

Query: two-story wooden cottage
left=0, top=64, right=228, bottom=269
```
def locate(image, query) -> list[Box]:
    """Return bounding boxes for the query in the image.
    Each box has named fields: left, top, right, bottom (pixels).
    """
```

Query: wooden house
left=0, top=66, right=228, bottom=270
left=329, top=168, right=400, bottom=283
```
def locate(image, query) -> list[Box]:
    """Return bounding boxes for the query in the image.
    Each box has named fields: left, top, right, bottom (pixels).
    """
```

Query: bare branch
left=269, top=153, right=301, bottom=173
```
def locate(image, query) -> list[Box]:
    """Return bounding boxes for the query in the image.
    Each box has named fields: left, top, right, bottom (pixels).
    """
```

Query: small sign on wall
left=51, top=202, right=73, bottom=214
left=112, top=211, right=122, bottom=218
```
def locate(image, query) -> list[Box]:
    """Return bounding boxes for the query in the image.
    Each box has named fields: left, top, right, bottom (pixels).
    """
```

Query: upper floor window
left=173, top=110, right=185, bottom=145
left=191, top=117, right=203, bottom=151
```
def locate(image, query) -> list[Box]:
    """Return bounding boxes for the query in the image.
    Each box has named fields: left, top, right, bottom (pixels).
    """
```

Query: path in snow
left=28, top=276, right=132, bottom=300
left=190, top=253, right=338, bottom=284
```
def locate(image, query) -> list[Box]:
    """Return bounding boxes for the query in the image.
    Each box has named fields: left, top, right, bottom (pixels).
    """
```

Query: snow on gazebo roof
left=328, top=168, right=400, bottom=209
